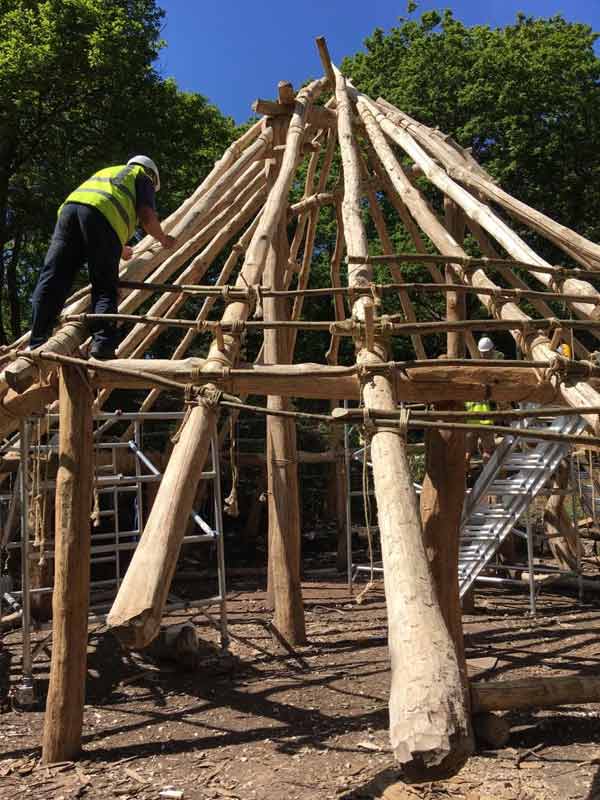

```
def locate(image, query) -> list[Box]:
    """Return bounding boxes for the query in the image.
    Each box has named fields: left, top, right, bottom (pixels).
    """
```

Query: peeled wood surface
left=88, top=360, right=558, bottom=403
left=106, top=404, right=215, bottom=649
left=354, top=92, right=600, bottom=433
left=377, top=98, right=600, bottom=269
left=0, top=359, right=558, bottom=444
left=263, top=118, right=306, bottom=645
left=335, top=65, right=472, bottom=770
left=471, top=675, right=600, bottom=712
left=42, top=366, right=93, bottom=763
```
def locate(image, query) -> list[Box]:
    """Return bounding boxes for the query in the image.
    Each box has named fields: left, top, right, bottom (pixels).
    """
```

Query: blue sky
left=156, top=1, right=600, bottom=123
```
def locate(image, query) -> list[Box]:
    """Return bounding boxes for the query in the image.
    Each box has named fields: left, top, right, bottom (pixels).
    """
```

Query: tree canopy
left=0, top=0, right=235, bottom=342
left=342, top=10, right=600, bottom=250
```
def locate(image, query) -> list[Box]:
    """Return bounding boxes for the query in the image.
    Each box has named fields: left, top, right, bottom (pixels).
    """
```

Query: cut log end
left=391, top=709, right=473, bottom=772
left=106, top=610, right=158, bottom=651
left=472, top=711, right=511, bottom=749
left=398, top=732, right=473, bottom=781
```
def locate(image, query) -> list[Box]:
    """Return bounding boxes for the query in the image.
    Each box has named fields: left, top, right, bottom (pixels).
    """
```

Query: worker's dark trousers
left=30, top=203, right=121, bottom=352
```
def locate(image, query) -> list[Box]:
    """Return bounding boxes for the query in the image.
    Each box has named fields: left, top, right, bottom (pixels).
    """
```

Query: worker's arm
left=138, top=205, right=176, bottom=249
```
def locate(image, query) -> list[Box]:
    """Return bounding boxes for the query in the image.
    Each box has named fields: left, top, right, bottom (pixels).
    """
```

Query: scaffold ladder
left=459, top=415, right=586, bottom=598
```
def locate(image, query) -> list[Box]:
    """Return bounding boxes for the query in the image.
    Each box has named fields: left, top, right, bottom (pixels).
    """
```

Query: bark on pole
left=263, top=116, right=306, bottom=645
left=334, top=65, right=473, bottom=771
left=419, top=200, right=470, bottom=657
left=42, top=366, right=93, bottom=763
left=543, top=460, right=578, bottom=571
left=420, top=422, right=468, bottom=675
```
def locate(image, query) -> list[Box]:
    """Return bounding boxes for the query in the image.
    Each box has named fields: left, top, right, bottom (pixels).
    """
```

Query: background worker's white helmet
left=127, top=155, right=160, bottom=191
left=478, top=336, right=494, bottom=353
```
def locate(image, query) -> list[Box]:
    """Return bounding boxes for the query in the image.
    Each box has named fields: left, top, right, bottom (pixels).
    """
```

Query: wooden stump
left=42, top=365, right=93, bottom=763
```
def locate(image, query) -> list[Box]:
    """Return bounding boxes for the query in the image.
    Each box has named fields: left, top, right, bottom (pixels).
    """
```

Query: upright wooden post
left=420, top=422, right=467, bottom=671
left=264, top=115, right=306, bottom=645
left=42, top=365, right=93, bottom=763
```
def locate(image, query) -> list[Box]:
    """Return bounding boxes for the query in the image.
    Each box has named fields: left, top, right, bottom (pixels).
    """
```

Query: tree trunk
left=420, top=414, right=468, bottom=679
left=42, top=366, right=93, bottom=763
left=7, top=229, right=23, bottom=341
left=336, top=67, right=473, bottom=772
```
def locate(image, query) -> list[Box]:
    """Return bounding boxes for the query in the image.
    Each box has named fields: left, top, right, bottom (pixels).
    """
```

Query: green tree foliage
left=342, top=11, right=600, bottom=255
left=0, top=0, right=235, bottom=342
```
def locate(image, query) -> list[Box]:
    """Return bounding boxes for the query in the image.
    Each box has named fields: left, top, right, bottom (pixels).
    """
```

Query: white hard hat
left=127, top=155, right=160, bottom=191
left=478, top=336, right=494, bottom=353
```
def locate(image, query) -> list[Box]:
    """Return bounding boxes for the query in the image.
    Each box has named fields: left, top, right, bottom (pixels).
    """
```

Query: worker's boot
left=89, top=342, right=116, bottom=360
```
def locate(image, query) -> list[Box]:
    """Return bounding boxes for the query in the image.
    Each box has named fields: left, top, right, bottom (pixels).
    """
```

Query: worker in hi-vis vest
left=465, top=336, right=498, bottom=469
left=30, top=156, right=176, bottom=359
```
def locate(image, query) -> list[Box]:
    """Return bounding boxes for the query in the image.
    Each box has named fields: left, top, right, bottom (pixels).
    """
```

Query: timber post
left=42, top=365, right=93, bottom=763
left=264, top=111, right=306, bottom=646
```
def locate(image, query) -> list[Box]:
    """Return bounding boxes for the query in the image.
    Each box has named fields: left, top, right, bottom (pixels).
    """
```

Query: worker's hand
left=121, top=245, right=134, bottom=261
left=160, top=234, right=177, bottom=250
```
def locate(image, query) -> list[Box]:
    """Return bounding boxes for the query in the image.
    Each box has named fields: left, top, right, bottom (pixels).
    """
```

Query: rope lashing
left=220, top=285, right=233, bottom=305
left=398, top=406, right=410, bottom=441
left=197, top=385, right=224, bottom=409
left=224, top=414, right=239, bottom=518
left=370, top=283, right=383, bottom=308
left=252, top=284, right=264, bottom=319
left=381, top=315, right=395, bottom=337
left=170, top=384, right=225, bottom=444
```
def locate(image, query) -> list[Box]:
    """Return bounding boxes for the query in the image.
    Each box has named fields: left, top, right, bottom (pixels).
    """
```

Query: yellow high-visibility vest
left=60, top=164, right=145, bottom=245
left=465, top=400, right=493, bottom=425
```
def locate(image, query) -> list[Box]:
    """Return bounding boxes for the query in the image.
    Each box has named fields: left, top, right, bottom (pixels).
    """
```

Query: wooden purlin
left=334, top=64, right=473, bottom=769
left=465, top=215, right=591, bottom=360
left=354, top=92, right=600, bottom=432
left=375, top=98, right=600, bottom=270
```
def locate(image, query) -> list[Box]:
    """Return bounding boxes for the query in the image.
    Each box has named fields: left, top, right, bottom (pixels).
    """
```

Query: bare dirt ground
left=1, top=580, right=600, bottom=800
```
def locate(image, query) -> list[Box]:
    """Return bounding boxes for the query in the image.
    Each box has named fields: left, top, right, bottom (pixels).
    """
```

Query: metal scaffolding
left=344, top=408, right=587, bottom=613
left=0, top=410, right=228, bottom=706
